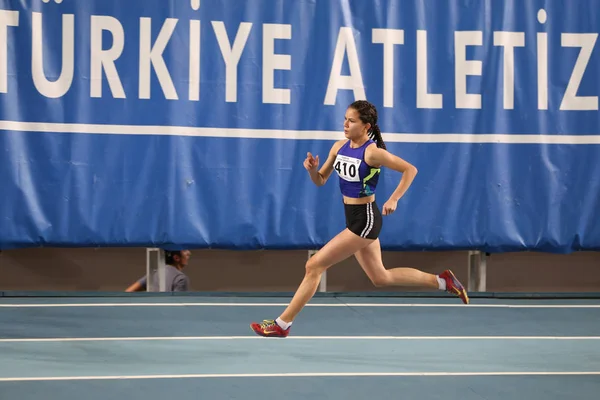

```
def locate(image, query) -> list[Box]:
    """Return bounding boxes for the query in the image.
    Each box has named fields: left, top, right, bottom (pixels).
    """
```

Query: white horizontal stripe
left=0, top=120, right=599, bottom=144
left=1, top=336, right=599, bottom=343
left=0, top=302, right=598, bottom=308
left=1, top=371, right=598, bottom=382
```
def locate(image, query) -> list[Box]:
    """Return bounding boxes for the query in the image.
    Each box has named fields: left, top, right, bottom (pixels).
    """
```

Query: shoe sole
left=250, top=325, right=288, bottom=338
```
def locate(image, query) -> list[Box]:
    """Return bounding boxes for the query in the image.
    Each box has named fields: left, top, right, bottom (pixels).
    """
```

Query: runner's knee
left=305, top=256, right=328, bottom=276
left=370, top=272, right=391, bottom=287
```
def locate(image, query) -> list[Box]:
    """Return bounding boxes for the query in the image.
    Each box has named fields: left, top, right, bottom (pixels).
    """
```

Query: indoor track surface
left=1, top=295, right=599, bottom=399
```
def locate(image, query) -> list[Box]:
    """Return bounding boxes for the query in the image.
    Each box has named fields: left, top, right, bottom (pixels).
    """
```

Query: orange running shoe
left=250, top=319, right=290, bottom=337
left=439, top=269, right=470, bottom=304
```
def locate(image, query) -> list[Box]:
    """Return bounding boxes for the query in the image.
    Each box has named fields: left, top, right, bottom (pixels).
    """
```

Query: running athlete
left=250, top=100, right=469, bottom=337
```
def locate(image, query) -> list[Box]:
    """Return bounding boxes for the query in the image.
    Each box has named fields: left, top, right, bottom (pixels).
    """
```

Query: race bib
left=334, top=155, right=361, bottom=182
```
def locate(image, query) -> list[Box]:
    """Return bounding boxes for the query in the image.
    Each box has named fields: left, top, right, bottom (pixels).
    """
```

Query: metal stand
left=308, top=250, right=327, bottom=292
left=467, top=250, right=487, bottom=292
left=146, top=248, right=166, bottom=292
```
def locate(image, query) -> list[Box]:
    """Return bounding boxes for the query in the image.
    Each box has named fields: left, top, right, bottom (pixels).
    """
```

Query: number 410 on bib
left=334, top=155, right=361, bottom=182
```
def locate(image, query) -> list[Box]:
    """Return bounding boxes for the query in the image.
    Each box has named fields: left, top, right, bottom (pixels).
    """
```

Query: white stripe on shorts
left=360, top=203, right=374, bottom=238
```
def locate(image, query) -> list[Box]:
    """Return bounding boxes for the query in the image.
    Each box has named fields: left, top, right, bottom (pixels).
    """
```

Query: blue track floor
left=0, top=296, right=599, bottom=399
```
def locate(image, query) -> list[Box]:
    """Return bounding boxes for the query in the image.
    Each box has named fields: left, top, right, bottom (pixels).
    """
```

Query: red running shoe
left=440, top=270, right=470, bottom=304
left=250, top=319, right=290, bottom=338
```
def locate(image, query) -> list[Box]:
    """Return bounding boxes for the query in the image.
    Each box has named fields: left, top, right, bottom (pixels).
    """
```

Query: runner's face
left=344, top=108, right=368, bottom=140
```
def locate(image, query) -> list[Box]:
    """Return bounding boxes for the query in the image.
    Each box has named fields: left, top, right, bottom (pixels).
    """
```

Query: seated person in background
left=126, top=250, right=192, bottom=292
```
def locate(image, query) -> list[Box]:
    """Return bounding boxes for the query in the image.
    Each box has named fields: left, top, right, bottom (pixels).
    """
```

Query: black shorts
left=344, top=202, right=382, bottom=240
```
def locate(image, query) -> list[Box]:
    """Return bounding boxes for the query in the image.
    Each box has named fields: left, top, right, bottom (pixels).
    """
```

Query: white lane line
left=0, top=302, right=599, bottom=308
left=1, top=371, right=599, bottom=382
left=2, top=336, right=600, bottom=343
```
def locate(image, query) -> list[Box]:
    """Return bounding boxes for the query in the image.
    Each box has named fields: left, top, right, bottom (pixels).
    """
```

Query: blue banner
left=0, top=0, right=599, bottom=252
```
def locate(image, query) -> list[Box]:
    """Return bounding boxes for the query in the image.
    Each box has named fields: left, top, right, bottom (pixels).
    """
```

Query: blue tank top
left=334, top=139, right=380, bottom=198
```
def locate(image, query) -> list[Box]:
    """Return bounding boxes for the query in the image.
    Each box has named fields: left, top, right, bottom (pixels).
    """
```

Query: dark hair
left=348, top=100, right=387, bottom=150
left=164, top=250, right=181, bottom=266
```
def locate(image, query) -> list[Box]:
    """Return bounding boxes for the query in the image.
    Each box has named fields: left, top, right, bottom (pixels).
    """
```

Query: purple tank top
left=333, top=140, right=381, bottom=198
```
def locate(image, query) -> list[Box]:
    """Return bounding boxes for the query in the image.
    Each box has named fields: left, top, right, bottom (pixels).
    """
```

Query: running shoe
left=439, top=269, right=470, bottom=304
left=250, top=319, right=290, bottom=337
